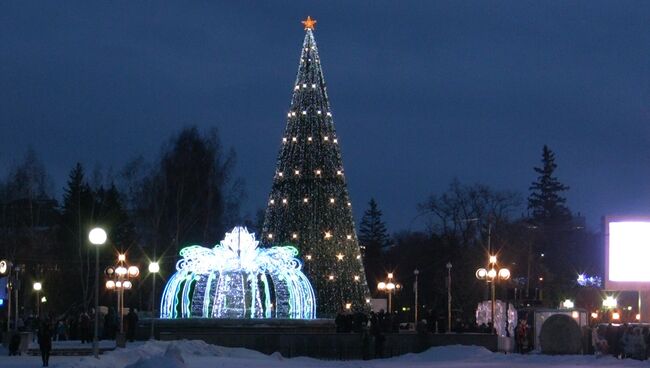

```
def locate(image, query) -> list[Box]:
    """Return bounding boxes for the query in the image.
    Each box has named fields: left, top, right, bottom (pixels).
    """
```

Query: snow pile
left=124, top=343, right=185, bottom=368
left=69, top=340, right=280, bottom=368
left=397, top=345, right=495, bottom=362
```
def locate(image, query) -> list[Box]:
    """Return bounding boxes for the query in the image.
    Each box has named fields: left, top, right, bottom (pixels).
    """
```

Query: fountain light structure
left=160, top=226, right=316, bottom=319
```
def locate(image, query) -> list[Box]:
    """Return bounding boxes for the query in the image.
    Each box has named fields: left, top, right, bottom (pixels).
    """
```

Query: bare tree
left=418, top=179, right=522, bottom=246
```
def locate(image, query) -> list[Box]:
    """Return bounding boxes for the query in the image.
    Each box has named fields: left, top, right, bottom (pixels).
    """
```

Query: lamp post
left=377, top=273, right=400, bottom=313
left=148, top=261, right=160, bottom=340
left=89, top=227, right=107, bottom=359
left=33, top=282, right=42, bottom=317
left=105, top=254, right=139, bottom=340
left=413, top=269, right=419, bottom=325
left=476, top=255, right=510, bottom=333
left=446, top=262, right=452, bottom=332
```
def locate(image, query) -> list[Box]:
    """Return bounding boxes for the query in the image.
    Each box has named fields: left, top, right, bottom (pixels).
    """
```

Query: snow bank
left=69, top=340, right=281, bottom=368
left=125, top=343, right=185, bottom=368
left=61, top=340, right=650, bottom=368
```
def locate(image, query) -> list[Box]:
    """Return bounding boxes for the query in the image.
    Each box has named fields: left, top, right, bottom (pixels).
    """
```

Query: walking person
left=38, top=321, right=53, bottom=367
left=79, top=311, right=90, bottom=344
left=126, top=308, right=139, bottom=342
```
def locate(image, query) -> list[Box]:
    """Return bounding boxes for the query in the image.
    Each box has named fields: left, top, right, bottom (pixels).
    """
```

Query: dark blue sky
left=1, top=2, right=649, bottom=232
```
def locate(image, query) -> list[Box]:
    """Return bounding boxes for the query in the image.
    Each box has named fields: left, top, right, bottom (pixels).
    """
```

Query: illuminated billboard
left=606, top=217, right=650, bottom=290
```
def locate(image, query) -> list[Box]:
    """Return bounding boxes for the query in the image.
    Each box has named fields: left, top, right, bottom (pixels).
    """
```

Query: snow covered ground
left=1, top=340, right=649, bottom=368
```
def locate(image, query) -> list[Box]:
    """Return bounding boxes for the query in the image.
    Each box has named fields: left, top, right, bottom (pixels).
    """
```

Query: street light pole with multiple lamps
left=377, top=273, right=401, bottom=313
left=476, top=255, right=510, bottom=332
left=105, top=254, right=140, bottom=338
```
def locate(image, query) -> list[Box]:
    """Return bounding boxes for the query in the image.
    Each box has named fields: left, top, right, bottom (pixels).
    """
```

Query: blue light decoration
left=577, top=273, right=602, bottom=288
left=160, top=226, right=316, bottom=319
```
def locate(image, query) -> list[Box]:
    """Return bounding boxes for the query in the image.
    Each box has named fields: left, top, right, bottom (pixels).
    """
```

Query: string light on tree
left=261, top=17, right=370, bottom=316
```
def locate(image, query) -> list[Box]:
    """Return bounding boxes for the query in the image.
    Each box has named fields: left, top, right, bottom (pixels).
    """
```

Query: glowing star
left=324, top=231, right=332, bottom=239
left=302, top=16, right=317, bottom=30
left=160, top=226, right=316, bottom=319
left=336, top=253, right=344, bottom=261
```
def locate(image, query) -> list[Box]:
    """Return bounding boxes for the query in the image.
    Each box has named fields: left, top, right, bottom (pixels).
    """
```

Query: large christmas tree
left=262, top=17, right=370, bottom=317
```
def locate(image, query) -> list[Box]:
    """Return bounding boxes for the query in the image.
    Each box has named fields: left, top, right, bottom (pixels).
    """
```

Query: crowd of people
left=2, top=307, right=140, bottom=366
left=592, top=323, right=650, bottom=360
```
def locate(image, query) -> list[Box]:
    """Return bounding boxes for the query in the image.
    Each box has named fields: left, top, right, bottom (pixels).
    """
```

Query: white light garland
left=160, top=227, right=316, bottom=319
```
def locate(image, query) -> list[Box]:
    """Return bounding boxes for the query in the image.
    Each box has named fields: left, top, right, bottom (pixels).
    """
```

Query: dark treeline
left=0, top=135, right=600, bottom=325
left=0, top=126, right=246, bottom=317
left=359, top=145, right=601, bottom=330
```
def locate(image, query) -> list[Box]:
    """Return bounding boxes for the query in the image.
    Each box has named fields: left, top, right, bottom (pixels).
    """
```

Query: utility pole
left=446, top=262, right=452, bottom=332
left=413, top=269, right=419, bottom=325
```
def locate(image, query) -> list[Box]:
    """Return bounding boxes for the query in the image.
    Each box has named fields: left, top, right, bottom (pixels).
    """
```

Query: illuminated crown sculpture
left=160, top=226, right=316, bottom=319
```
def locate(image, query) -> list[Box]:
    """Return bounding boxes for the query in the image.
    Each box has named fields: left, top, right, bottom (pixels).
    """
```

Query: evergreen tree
left=60, top=163, right=96, bottom=309
left=528, top=146, right=574, bottom=306
left=359, top=199, right=391, bottom=253
left=528, top=145, right=571, bottom=225
left=262, top=18, right=370, bottom=316
left=358, top=198, right=390, bottom=291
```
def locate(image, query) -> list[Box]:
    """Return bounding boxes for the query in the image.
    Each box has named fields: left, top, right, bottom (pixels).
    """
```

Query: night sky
left=1, top=2, right=649, bottom=232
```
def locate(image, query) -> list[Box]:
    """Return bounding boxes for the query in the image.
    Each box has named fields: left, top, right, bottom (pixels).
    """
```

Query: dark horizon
left=1, top=2, right=649, bottom=234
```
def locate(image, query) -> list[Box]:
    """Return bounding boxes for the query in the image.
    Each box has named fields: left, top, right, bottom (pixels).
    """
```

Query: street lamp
left=413, top=269, right=419, bottom=325
left=33, top=282, right=42, bottom=317
left=377, top=273, right=400, bottom=313
left=446, top=262, right=452, bottom=332
left=476, top=254, right=510, bottom=333
left=105, top=253, right=139, bottom=343
left=148, top=261, right=160, bottom=340
left=89, top=227, right=107, bottom=359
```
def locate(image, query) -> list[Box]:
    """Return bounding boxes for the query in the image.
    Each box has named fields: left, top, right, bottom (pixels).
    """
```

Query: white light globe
left=498, top=268, right=511, bottom=280
left=123, top=281, right=133, bottom=290
left=106, top=280, right=115, bottom=289
left=115, top=266, right=127, bottom=276
left=149, top=262, right=160, bottom=273
left=128, top=266, right=140, bottom=277
left=487, top=269, right=497, bottom=279
left=377, top=282, right=386, bottom=290
left=89, top=228, right=107, bottom=245
left=33, top=282, right=42, bottom=291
